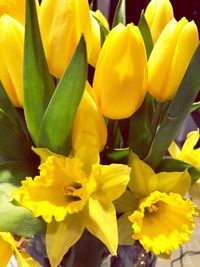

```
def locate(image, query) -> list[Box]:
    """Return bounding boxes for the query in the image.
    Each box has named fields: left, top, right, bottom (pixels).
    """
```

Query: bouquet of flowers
left=0, top=0, right=200, bottom=266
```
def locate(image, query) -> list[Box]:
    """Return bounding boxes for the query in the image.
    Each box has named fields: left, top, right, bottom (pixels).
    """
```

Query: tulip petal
left=46, top=214, right=84, bottom=267
left=84, top=198, right=118, bottom=255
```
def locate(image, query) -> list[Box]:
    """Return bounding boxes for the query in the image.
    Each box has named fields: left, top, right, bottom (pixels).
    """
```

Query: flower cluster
left=0, top=0, right=200, bottom=266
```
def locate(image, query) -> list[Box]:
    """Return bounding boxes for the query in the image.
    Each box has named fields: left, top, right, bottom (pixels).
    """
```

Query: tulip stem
left=150, top=102, right=162, bottom=137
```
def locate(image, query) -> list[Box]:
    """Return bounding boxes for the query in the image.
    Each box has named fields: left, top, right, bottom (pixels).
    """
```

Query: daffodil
left=116, top=152, right=196, bottom=255
left=145, top=0, right=174, bottom=43
left=148, top=17, right=199, bottom=102
left=93, top=23, right=148, bottom=119
left=169, top=130, right=200, bottom=199
left=13, top=146, right=130, bottom=266
left=0, top=231, right=39, bottom=267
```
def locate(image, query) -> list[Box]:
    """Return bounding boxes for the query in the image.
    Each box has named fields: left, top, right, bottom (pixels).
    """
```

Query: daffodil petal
left=46, top=214, right=85, bottom=267
left=15, top=250, right=39, bottom=267
left=182, top=130, right=200, bottom=154
left=0, top=232, right=13, bottom=267
left=84, top=198, right=118, bottom=255
left=118, top=213, right=134, bottom=245
left=152, top=170, right=191, bottom=195
left=88, top=163, right=130, bottom=202
left=168, top=141, right=181, bottom=159
left=32, top=147, right=61, bottom=163
left=129, top=152, right=155, bottom=197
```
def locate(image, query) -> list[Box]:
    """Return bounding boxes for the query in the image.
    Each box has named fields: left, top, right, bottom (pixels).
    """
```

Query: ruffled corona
left=128, top=191, right=196, bottom=255
left=13, top=156, right=89, bottom=223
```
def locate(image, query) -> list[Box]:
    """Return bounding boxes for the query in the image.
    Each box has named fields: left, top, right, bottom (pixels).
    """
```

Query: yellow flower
left=129, top=191, right=196, bottom=255
left=89, top=10, right=109, bottom=67
left=148, top=18, right=199, bottom=102
left=0, top=0, right=39, bottom=26
left=39, top=0, right=93, bottom=77
left=169, top=130, right=200, bottom=199
left=0, top=15, right=24, bottom=107
left=145, top=0, right=174, bottom=43
left=169, top=130, right=200, bottom=170
left=116, top=153, right=195, bottom=255
left=72, top=81, right=107, bottom=173
left=93, top=23, right=148, bottom=119
left=0, top=231, right=39, bottom=267
left=13, top=147, right=130, bottom=262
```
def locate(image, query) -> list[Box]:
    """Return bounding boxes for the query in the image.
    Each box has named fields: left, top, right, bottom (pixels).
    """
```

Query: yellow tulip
left=93, top=23, right=148, bottom=119
left=89, top=10, right=109, bottom=67
left=39, top=0, right=92, bottom=78
left=145, top=0, right=174, bottom=44
left=0, top=15, right=24, bottom=107
left=72, top=81, right=107, bottom=173
left=0, top=0, right=39, bottom=26
left=148, top=18, right=199, bottom=102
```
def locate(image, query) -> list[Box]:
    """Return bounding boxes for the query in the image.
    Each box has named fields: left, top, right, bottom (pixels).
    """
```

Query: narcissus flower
left=145, top=0, right=174, bottom=43
left=93, top=23, right=148, bottom=119
left=116, top=153, right=195, bottom=255
left=0, top=15, right=24, bottom=107
left=39, top=0, right=93, bottom=77
left=169, top=130, right=200, bottom=199
left=0, top=231, right=38, bottom=267
left=148, top=18, right=199, bottom=102
left=129, top=191, right=195, bottom=255
left=13, top=147, right=130, bottom=260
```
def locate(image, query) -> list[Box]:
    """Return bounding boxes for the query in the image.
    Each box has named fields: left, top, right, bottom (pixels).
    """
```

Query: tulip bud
left=72, top=81, right=107, bottom=172
left=39, top=0, right=92, bottom=78
left=0, top=15, right=24, bottom=107
left=93, top=23, right=148, bottom=119
left=145, top=0, right=174, bottom=44
left=148, top=18, right=199, bottom=102
left=0, top=0, right=39, bottom=26
left=89, top=10, right=109, bottom=67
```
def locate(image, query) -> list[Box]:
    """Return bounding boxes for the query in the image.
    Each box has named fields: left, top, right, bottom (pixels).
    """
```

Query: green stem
left=150, top=102, right=162, bottom=137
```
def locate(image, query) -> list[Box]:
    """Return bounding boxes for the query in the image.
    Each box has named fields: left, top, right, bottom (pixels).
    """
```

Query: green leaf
left=112, top=0, right=126, bottom=28
left=0, top=82, right=19, bottom=123
left=38, top=37, right=87, bottom=155
left=129, top=94, right=153, bottom=159
left=190, top=101, right=200, bottom=112
left=145, top=44, right=200, bottom=168
left=23, top=0, right=55, bottom=144
left=0, top=161, right=37, bottom=186
left=157, top=158, right=200, bottom=184
left=107, top=148, right=129, bottom=162
left=138, top=11, right=153, bottom=59
left=0, top=109, right=33, bottom=161
left=92, top=15, right=109, bottom=46
left=0, top=185, right=46, bottom=237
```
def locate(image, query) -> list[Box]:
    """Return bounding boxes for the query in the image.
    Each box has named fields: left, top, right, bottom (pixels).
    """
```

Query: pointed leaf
left=0, top=82, right=19, bottom=123
left=0, top=109, right=33, bottom=161
left=190, top=101, right=200, bottom=112
left=0, top=186, right=46, bottom=237
left=145, top=44, right=200, bottom=168
left=138, top=11, right=153, bottom=59
left=39, top=37, right=87, bottom=155
left=23, top=0, right=55, bottom=144
left=129, top=95, right=153, bottom=159
left=0, top=161, right=37, bottom=186
left=112, top=0, right=126, bottom=28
